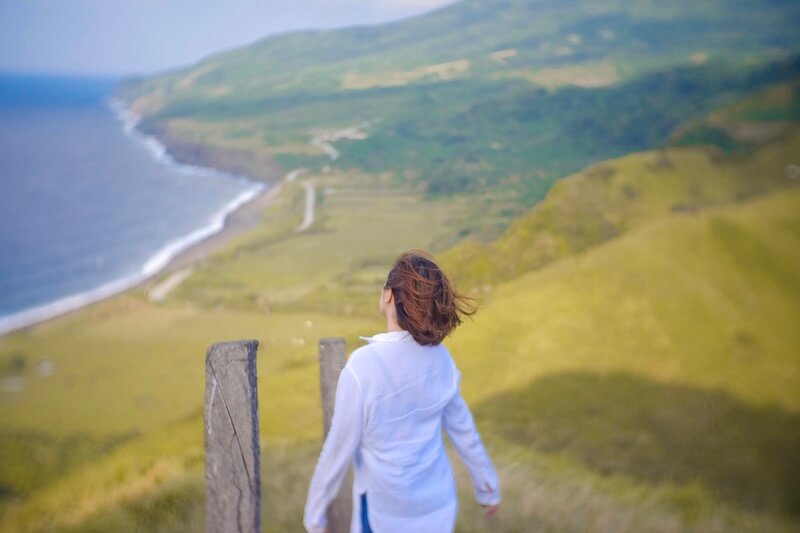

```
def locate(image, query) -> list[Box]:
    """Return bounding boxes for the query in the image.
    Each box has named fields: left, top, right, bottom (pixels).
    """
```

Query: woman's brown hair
left=384, top=249, right=476, bottom=346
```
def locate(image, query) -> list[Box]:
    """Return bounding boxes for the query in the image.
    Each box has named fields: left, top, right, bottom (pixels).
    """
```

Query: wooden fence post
left=318, top=337, right=353, bottom=533
left=205, top=340, right=261, bottom=533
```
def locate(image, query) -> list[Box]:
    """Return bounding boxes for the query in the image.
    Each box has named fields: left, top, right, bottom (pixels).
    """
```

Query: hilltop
left=118, top=0, right=800, bottom=102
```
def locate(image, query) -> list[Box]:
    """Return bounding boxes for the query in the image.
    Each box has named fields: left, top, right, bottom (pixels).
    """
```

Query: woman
left=303, top=249, right=501, bottom=533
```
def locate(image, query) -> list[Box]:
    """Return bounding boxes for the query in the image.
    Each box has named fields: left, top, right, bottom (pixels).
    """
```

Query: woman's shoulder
left=344, top=342, right=383, bottom=379
left=347, top=343, right=374, bottom=367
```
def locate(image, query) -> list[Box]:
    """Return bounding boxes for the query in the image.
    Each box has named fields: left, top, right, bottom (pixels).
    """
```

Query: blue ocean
left=0, top=73, right=264, bottom=335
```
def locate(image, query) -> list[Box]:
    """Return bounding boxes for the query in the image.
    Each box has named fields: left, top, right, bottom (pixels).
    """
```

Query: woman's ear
left=383, top=288, right=394, bottom=305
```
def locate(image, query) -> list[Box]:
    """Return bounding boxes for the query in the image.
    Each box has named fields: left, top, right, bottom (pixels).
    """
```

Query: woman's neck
left=386, top=313, right=403, bottom=332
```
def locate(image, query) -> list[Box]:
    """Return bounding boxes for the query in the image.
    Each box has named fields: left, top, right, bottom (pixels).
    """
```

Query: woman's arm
left=442, top=369, right=501, bottom=507
left=303, top=365, right=364, bottom=533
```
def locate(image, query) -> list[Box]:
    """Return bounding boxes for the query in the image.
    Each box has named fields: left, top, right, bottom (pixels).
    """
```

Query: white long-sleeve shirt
left=303, top=330, right=500, bottom=533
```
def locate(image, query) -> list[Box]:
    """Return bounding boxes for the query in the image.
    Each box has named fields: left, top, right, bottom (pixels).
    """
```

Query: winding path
left=148, top=267, right=194, bottom=302
left=290, top=122, right=371, bottom=233
left=296, top=181, right=315, bottom=232
left=284, top=168, right=308, bottom=182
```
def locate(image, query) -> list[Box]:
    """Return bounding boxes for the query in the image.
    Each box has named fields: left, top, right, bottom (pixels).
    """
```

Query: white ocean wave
left=0, top=97, right=267, bottom=337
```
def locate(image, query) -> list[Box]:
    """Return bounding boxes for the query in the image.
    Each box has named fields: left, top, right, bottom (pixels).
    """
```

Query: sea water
left=0, top=73, right=265, bottom=335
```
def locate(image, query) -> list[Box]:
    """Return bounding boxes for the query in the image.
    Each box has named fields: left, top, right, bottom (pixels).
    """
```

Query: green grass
left=475, top=371, right=800, bottom=515
left=448, top=186, right=800, bottom=409
left=441, top=124, right=800, bottom=289
left=171, top=169, right=500, bottom=315
left=2, top=140, right=799, bottom=531
left=445, top=187, right=800, bottom=524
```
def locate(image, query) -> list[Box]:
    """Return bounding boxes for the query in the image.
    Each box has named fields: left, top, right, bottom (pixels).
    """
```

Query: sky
left=0, top=0, right=457, bottom=78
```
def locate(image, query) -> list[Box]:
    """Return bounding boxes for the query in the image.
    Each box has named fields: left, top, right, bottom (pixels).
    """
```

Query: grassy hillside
left=116, top=0, right=800, bottom=104
left=2, top=162, right=798, bottom=533
left=2, top=90, right=799, bottom=529
left=449, top=185, right=800, bottom=527
left=441, top=81, right=800, bottom=287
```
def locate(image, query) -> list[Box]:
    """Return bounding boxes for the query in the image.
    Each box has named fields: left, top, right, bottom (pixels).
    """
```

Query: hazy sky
left=0, top=0, right=456, bottom=77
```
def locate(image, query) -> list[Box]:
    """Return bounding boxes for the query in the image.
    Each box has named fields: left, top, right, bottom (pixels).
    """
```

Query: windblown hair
left=384, top=249, right=476, bottom=346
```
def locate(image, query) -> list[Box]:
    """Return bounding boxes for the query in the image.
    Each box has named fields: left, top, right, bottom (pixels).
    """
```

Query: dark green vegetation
left=672, top=81, right=800, bottom=153
left=335, top=56, right=800, bottom=199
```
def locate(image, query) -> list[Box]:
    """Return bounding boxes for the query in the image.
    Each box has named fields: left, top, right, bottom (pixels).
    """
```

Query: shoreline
left=158, top=180, right=282, bottom=272
left=0, top=97, right=283, bottom=338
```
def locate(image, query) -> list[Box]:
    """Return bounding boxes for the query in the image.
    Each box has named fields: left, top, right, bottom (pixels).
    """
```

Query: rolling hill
left=441, top=81, right=800, bottom=287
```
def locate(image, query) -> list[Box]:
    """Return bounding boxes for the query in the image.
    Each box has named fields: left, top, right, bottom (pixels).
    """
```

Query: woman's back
left=350, top=331, right=459, bottom=516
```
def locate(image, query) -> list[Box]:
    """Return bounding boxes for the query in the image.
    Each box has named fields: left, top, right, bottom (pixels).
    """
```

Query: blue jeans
left=360, top=492, right=373, bottom=533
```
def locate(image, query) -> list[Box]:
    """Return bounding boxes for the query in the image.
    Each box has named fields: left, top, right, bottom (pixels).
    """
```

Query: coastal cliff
left=122, top=106, right=285, bottom=185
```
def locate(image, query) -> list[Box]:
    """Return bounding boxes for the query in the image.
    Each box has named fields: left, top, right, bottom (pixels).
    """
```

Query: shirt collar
left=359, top=330, right=414, bottom=344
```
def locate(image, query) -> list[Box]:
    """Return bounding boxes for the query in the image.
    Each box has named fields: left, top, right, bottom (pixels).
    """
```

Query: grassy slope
left=3, top=169, right=799, bottom=533
left=2, top=117, right=799, bottom=530
left=450, top=185, right=800, bottom=528
left=451, top=184, right=800, bottom=413
left=441, top=116, right=800, bottom=288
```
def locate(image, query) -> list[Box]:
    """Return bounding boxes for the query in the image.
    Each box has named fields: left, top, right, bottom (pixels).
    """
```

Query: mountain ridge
left=116, top=0, right=800, bottom=108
